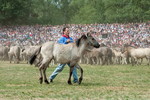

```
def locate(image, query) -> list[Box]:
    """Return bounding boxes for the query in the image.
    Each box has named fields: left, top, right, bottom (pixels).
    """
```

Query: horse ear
left=81, top=34, right=87, bottom=39
left=76, top=38, right=80, bottom=47
left=76, top=35, right=87, bottom=47
left=87, top=32, right=91, bottom=36
left=22, top=48, right=25, bottom=52
left=124, top=44, right=129, bottom=47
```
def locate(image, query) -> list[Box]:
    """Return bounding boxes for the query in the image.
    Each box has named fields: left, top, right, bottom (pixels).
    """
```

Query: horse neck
left=128, top=47, right=134, bottom=51
left=126, top=47, right=134, bottom=55
left=77, top=42, right=87, bottom=55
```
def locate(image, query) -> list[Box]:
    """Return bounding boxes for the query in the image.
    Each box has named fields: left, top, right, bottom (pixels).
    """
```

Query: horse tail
left=29, top=46, right=42, bottom=65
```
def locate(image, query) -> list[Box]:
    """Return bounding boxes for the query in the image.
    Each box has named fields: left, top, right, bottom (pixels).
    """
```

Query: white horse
left=122, top=45, right=150, bottom=66
left=121, top=51, right=128, bottom=65
left=112, top=49, right=122, bottom=64
left=8, top=46, right=20, bottom=63
left=29, top=33, right=100, bottom=85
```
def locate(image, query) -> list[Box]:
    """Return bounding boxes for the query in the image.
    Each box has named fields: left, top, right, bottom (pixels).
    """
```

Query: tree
left=0, top=0, right=32, bottom=25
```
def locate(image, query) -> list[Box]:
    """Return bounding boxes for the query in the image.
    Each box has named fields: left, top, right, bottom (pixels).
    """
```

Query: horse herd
left=0, top=32, right=150, bottom=84
left=80, top=45, right=150, bottom=66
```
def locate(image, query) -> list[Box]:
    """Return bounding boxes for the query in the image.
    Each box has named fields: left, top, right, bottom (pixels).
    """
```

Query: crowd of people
left=0, top=23, right=150, bottom=47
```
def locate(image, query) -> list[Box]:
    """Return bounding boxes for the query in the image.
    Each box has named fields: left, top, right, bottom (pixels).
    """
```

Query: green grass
left=0, top=61, right=150, bottom=100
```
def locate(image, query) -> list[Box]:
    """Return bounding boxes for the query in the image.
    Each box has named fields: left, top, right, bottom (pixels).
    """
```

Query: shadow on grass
left=76, top=82, right=108, bottom=87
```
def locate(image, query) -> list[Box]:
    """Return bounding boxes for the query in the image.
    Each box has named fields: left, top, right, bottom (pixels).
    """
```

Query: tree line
left=0, top=0, right=150, bottom=25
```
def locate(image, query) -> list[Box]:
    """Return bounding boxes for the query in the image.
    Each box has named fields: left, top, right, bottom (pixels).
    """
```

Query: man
left=49, top=27, right=78, bottom=83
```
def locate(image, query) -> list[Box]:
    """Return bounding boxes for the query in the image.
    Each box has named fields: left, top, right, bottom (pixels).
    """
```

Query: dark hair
left=62, top=27, right=68, bottom=34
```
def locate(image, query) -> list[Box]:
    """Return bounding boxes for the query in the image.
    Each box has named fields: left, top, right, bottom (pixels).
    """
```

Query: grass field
left=0, top=61, right=150, bottom=100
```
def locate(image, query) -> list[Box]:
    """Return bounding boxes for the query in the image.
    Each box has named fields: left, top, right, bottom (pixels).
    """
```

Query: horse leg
left=96, top=57, right=99, bottom=65
left=139, top=58, right=142, bottom=65
left=43, top=67, right=49, bottom=84
left=100, top=57, right=103, bottom=65
left=15, top=54, right=19, bottom=64
left=106, top=57, right=108, bottom=65
left=131, top=57, right=134, bottom=66
left=76, top=64, right=83, bottom=84
left=101, top=57, right=105, bottom=65
left=13, top=55, right=16, bottom=63
left=148, top=58, right=150, bottom=66
left=89, top=58, right=92, bottom=65
left=43, top=63, right=50, bottom=84
left=126, top=56, right=130, bottom=64
left=145, top=56, right=149, bottom=66
left=110, top=56, right=113, bottom=65
left=92, top=58, right=95, bottom=65
left=138, top=58, right=142, bottom=65
left=147, top=57, right=150, bottom=66
left=68, top=66, right=74, bottom=85
left=87, top=58, right=89, bottom=64
left=39, top=58, right=51, bottom=84
left=39, top=66, right=43, bottom=84
left=115, top=57, right=117, bottom=64
left=125, top=58, right=127, bottom=64
left=135, top=58, right=138, bottom=66
left=118, top=57, right=121, bottom=64
left=9, top=55, right=12, bottom=63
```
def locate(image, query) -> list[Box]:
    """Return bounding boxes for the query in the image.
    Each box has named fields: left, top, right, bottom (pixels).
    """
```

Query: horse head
left=86, top=32, right=100, bottom=48
left=121, top=44, right=134, bottom=53
left=76, top=32, right=100, bottom=48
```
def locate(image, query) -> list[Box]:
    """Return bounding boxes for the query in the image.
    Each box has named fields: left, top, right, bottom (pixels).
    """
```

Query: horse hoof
left=45, top=80, right=49, bottom=84
left=39, top=77, right=43, bottom=84
left=40, top=81, right=43, bottom=84
left=79, top=78, right=83, bottom=84
left=68, top=81, right=72, bottom=85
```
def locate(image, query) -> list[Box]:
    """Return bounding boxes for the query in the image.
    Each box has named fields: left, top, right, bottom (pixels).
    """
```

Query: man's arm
left=69, top=37, right=74, bottom=43
left=58, top=37, right=74, bottom=44
left=58, top=37, right=65, bottom=44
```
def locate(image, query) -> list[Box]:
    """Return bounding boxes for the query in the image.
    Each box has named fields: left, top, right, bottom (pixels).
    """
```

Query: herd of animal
left=0, top=45, right=40, bottom=64
left=1, top=44, right=149, bottom=66
left=80, top=45, right=150, bottom=66
left=0, top=33, right=149, bottom=84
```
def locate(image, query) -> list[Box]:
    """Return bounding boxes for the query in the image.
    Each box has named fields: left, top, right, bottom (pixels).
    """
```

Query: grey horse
left=29, top=32, right=100, bottom=85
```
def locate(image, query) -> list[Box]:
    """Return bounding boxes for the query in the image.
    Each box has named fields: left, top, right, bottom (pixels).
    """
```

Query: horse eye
left=92, top=38, right=95, bottom=40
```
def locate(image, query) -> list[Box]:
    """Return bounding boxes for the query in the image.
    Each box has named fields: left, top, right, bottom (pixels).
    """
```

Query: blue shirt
left=58, top=35, right=74, bottom=44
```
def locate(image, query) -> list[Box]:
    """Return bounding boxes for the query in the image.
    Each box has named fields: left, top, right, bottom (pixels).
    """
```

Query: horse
left=83, top=48, right=102, bottom=65
left=97, top=47, right=113, bottom=65
left=29, top=32, right=100, bottom=85
left=112, top=48, right=122, bottom=64
left=121, top=51, right=128, bottom=65
left=20, top=46, right=40, bottom=63
left=83, top=47, right=113, bottom=65
left=8, top=46, right=20, bottom=64
left=122, top=45, right=150, bottom=66
left=0, top=46, right=9, bottom=61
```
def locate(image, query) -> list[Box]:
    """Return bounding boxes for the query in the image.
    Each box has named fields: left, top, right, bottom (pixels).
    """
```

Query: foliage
left=70, top=4, right=98, bottom=24
left=0, top=0, right=149, bottom=25
left=0, top=0, right=32, bottom=25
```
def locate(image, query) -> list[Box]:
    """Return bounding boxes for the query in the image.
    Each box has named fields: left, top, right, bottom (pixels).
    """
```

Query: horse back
left=53, top=43, right=79, bottom=63
left=40, top=41, right=55, bottom=58
left=130, top=48, right=149, bottom=58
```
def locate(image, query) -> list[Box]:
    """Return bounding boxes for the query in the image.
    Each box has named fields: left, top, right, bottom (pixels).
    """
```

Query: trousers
left=49, top=64, right=78, bottom=83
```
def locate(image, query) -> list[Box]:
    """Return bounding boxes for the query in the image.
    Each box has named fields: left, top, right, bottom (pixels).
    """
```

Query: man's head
left=63, top=27, right=69, bottom=36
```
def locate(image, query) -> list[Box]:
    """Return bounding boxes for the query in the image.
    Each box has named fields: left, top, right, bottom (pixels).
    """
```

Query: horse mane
left=124, top=44, right=135, bottom=48
left=124, top=44, right=130, bottom=47
left=76, top=34, right=87, bottom=47
left=22, top=48, right=25, bottom=52
left=100, top=43, right=107, bottom=47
